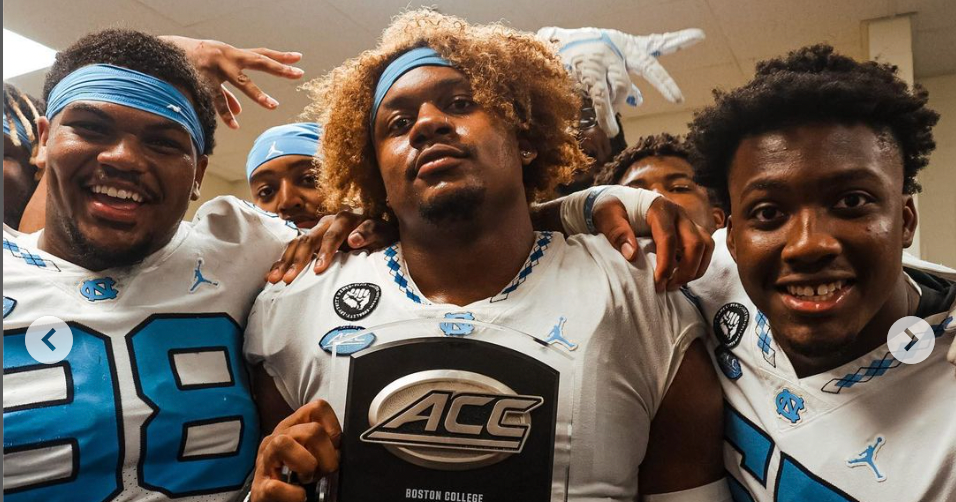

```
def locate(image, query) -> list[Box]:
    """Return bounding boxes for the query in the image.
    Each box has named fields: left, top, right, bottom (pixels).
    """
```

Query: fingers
left=261, top=433, right=319, bottom=481
left=248, top=47, right=304, bottom=65
left=592, top=199, right=639, bottom=262
left=651, top=28, right=706, bottom=56
left=223, top=85, right=242, bottom=116
left=645, top=199, right=679, bottom=292
left=251, top=477, right=306, bottom=502
left=313, top=212, right=364, bottom=274
left=252, top=401, right=342, bottom=502
left=275, top=400, right=343, bottom=449
left=348, top=218, right=399, bottom=251
left=590, top=83, right=621, bottom=138
left=268, top=217, right=330, bottom=284
left=629, top=54, right=683, bottom=103
left=222, top=59, right=278, bottom=111
left=668, top=216, right=711, bottom=289
left=646, top=198, right=714, bottom=291
left=212, top=86, right=239, bottom=129
left=243, top=48, right=305, bottom=78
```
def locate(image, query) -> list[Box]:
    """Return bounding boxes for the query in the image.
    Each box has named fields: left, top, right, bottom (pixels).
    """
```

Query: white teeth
left=91, top=185, right=144, bottom=203
left=786, top=280, right=846, bottom=299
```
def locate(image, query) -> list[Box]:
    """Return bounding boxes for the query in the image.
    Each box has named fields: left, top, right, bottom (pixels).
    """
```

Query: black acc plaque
left=339, top=337, right=560, bottom=502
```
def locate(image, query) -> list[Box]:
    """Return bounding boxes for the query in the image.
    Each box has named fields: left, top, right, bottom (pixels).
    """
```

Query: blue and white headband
left=45, top=64, right=206, bottom=153
left=246, top=122, right=322, bottom=179
left=370, top=47, right=454, bottom=128
left=3, top=108, right=32, bottom=150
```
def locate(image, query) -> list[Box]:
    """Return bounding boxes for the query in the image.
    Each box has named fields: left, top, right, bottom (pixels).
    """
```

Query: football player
left=246, top=122, right=325, bottom=229
left=1, top=29, right=305, bottom=502
left=245, top=10, right=728, bottom=502
left=686, top=44, right=956, bottom=501
left=574, top=44, right=956, bottom=501
left=595, top=133, right=725, bottom=234
left=2, top=28, right=706, bottom=502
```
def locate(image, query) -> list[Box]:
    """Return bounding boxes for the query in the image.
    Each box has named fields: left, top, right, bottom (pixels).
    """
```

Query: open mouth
left=86, top=183, right=151, bottom=224
left=778, top=279, right=855, bottom=313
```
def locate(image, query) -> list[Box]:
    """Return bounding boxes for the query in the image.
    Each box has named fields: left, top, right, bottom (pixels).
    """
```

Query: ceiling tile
left=3, top=0, right=195, bottom=51
left=710, top=0, right=892, bottom=60
left=133, top=0, right=265, bottom=27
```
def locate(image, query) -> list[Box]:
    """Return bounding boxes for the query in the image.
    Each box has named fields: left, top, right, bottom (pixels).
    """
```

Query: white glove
left=537, top=26, right=705, bottom=136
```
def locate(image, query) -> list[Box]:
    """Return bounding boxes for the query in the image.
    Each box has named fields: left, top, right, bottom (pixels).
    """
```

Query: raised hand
left=537, top=26, right=705, bottom=136
left=160, top=36, right=305, bottom=129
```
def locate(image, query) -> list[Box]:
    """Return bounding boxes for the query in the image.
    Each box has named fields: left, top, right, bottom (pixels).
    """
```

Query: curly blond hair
left=302, top=9, right=589, bottom=218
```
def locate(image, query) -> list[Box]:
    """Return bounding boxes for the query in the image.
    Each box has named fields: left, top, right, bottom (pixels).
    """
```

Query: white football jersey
left=245, top=232, right=706, bottom=501
left=2, top=197, right=297, bottom=502
left=688, top=229, right=956, bottom=502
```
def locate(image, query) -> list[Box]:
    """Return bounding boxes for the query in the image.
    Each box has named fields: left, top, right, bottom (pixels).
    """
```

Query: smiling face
left=726, top=122, right=917, bottom=370
left=36, top=100, right=206, bottom=270
left=619, top=155, right=723, bottom=233
left=372, top=66, right=531, bottom=228
left=249, top=155, right=323, bottom=228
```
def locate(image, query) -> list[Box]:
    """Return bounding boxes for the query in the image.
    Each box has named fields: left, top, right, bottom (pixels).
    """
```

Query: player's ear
left=35, top=117, right=50, bottom=171
left=711, top=207, right=726, bottom=230
left=191, top=155, right=208, bottom=201
left=517, top=138, right=537, bottom=167
left=725, top=216, right=738, bottom=262
left=901, top=195, right=918, bottom=248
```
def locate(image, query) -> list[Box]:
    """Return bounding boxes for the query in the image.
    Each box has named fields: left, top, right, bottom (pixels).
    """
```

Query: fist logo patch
left=713, top=302, right=749, bottom=349
left=334, top=283, right=382, bottom=321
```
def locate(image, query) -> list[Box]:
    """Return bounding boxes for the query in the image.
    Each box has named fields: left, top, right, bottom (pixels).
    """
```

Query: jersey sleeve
left=579, top=235, right=707, bottom=416
left=190, top=196, right=299, bottom=272
left=244, top=284, right=308, bottom=410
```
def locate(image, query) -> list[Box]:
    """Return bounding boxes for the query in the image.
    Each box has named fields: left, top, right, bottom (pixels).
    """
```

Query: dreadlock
left=3, top=83, right=45, bottom=164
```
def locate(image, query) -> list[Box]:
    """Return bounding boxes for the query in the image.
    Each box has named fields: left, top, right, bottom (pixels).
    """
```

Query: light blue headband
left=3, top=109, right=32, bottom=150
left=370, top=47, right=454, bottom=128
left=45, top=64, right=206, bottom=153
left=246, top=122, right=322, bottom=179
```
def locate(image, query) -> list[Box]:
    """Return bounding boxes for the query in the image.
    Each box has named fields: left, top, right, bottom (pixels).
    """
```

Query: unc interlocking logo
left=440, top=312, right=475, bottom=336
left=544, top=316, right=577, bottom=351
left=79, top=277, right=118, bottom=302
left=846, top=436, right=887, bottom=482
left=333, top=283, right=382, bottom=321
left=775, top=388, right=805, bottom=424
left=189, top=258, right=219, bottom=293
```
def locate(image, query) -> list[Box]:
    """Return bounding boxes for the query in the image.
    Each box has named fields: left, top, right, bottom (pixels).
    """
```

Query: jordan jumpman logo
left=190, top=258, right=219, bottom=292
left=846, top=436, right=887, bottom=482
left=544, top=316, right=578, bottom=351
left=267, top=141, right=284, bottom=158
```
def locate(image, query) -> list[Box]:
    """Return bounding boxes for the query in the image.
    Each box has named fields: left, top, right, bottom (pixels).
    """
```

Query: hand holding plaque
left=250, top=400, right=342, bottom=502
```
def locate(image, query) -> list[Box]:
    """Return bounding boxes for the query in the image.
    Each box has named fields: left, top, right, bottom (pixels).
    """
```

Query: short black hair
left=596, top=132, right=688, bottom=186
left=687, top=44, right=938, bottom=211
left=609, top=113, right=627, bottom=157
left=43, top=29, right=217, bottom=154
